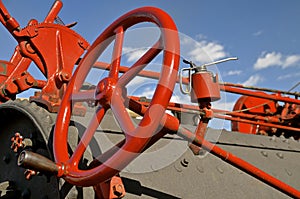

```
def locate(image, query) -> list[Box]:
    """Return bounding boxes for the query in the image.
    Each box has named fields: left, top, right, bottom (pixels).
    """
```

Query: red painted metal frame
left=53, top=6, right=180, bottom=186
left=222, top=85, right=300, bottom=105
left=2, top=1, right=299, bottom=197
left=85, top=60, right=300, bottom=195
left=130, top=96, right=300, bottom=133
left=94, top=176, right=125, bottom=198
left=94, top=62, right=300, bottom=136
left=125, top=98, right=300, bottom=198
left=93, top=61, right=300, bottom=105
left=55, top=57, right=299, bottom=193
left=0, top=0, right=89, bottom=111
left=126, top=98, right=300, bottom=198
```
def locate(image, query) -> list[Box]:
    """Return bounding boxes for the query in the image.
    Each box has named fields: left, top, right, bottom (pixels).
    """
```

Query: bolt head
left=113, top=184, right=124, bottom=197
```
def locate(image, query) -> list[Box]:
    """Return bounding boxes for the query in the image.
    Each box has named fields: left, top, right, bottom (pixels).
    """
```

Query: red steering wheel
left=53, top=6, right=180, bottom=186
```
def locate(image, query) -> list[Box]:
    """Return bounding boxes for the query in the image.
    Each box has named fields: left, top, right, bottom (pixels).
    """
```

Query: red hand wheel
left=53, top=7, right=180, bottom=186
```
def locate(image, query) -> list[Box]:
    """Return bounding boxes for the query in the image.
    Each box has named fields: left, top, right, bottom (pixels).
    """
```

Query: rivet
left=260, top=142, right=264, bottom=146
left=180, top=158, right=189, bottom=167
left=216, top=165, right=224, bottom=174
left=276, top=152, right=284, bottom=159
left=261, top=151, right=268, bottom=157
left=270, top=136, right=276, bottom=142
left=150, top=164, right=159, bottom=172
left=198, top=149, right=207, bottom=156
left=174, top=164, right=182, bottom=172
left=196, top=165, right=204, bottom=173
left=285, top=168, right=292, bottom=176
left=289, top=136, right=295, bottom=141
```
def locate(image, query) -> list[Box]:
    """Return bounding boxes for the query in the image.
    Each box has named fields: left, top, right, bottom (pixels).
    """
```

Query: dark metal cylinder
left=18, top=150, right=59, bottom=175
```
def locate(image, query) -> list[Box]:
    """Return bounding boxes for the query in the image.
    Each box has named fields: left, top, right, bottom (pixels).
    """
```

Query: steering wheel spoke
left=109, top=26, right=125, bottom=79
left=110, top=90, right=135, bottom=136
left=118, top=40, right=162, bottom=87
left=71, top=89, right=96, bottom=102
left=67, top=107, right=107, bottom=169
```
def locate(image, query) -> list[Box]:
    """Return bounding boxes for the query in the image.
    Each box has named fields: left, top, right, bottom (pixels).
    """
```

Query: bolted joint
left=203, top=108, right=213, bottom=119
left=55, top=71, right=71, bottom=84
left=95, top=77, right=118, bottom=107
left=25, top=75, right=35, bottom=86
left=3, top=83, right=18, bottom=95
left=25, top=42, right=35, bottom=54
left=11, top=133, right=33, bottom=153
left=11, top=132, right=24, bottom=153
left=112, top=183, right=125, bottom=198
left=24, top=169, right=37, bottom=180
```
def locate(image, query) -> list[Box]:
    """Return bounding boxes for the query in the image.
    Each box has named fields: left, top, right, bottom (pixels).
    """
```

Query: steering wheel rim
left=53, top=6, right=180, bottom=186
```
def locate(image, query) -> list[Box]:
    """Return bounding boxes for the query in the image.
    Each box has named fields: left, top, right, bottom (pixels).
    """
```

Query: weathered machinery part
left=0, top=99, right=94, bottom=198
left=118, top=127, right=300, bottom=199
left=67, top=107, right=300, bottom=198
left=232, top=94, right=277, bottom=134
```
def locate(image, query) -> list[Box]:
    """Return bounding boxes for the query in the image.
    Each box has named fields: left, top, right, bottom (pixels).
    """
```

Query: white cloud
left=254, top=52, right=282, bottom=70
left=124, top=34, right=229, bottom=71
left=277, top=72, right=300, bottom=80
left=253, top=30, right=263, bottom=36
left=188, top=41, right=227, bottom=63
left=135, top=86, right=155, bottom=99
left=195, top=34, right=207, bottom=40
left=224, top=70, right=242, bottom=76
left=240, top=74, right=263, bottom=86
left=212, top=101, right=236, bottom=112
left=126, top=76, right=148, bottom=87
left=180, top=34, right=228, bottom=64
left=254, top=51, right=300, bottom=70
left=170, top=92, right=191, bottom=104
left=282, top=55, right=300, bottom=68
left=123, top=47, right=149, bottom=62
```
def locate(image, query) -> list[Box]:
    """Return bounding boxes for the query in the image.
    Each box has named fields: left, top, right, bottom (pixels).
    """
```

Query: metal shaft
left=18, top=150, right=59, bottom=175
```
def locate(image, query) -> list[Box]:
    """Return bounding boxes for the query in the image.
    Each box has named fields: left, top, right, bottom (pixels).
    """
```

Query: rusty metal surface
left=0, top=99, right=94, bottom=198
left=0, top=100, right=59, bottom=198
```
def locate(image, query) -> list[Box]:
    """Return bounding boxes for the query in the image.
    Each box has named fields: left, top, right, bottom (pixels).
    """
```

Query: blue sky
left=1, top=1, right=300, bottom=129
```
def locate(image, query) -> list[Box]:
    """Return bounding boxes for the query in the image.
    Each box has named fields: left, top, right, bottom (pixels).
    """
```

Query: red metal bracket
left=94, top=176, right=125, bottom=199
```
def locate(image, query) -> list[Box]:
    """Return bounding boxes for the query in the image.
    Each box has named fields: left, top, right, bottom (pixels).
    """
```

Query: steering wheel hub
left=95, top=77, right=117, bottom=106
